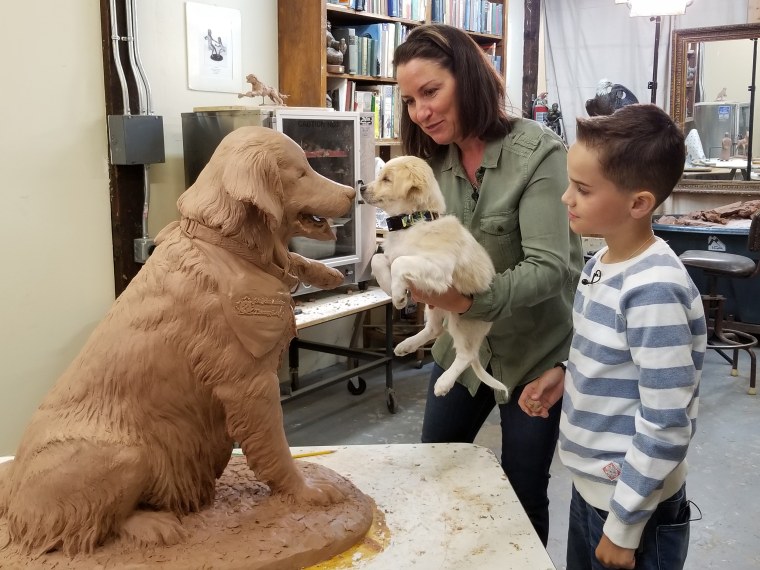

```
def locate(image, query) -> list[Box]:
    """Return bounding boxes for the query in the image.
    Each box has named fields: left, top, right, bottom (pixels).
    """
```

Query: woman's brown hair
left=393, top=24, right=512, bottom=158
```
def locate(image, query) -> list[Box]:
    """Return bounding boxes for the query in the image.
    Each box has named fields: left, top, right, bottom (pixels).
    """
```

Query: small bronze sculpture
left=238, top=74, right=289, bottom=106
left=720, top=132, right=732, bottom=161
left=326, top=22, right=347, bottom=73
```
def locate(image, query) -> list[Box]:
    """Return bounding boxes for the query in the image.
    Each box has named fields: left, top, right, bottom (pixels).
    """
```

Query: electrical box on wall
left=107, top=114, right=165, bottom=165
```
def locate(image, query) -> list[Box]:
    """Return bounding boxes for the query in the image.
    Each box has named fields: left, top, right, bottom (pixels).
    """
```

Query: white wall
left=137, top=0, right=279, bottom=235
left=0, top=0, right=279, bottom=455
left=505, top=0, right=525, bottom=114
left=0, top=1, right=114, bottom=455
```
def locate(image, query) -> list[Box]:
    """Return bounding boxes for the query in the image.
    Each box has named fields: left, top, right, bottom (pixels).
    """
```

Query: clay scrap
left=657, top=200, right=760, bottom=227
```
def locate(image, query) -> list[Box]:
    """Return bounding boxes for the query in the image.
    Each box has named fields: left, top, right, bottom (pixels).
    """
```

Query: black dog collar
left=385, top=211, right=440, bottom=232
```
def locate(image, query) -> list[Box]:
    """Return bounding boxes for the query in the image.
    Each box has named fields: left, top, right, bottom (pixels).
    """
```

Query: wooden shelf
left=277, top=0, right=508, bottom=109
left=327, top=5, right=425, bottom=26
left=328, top=72, right=397, bottom=84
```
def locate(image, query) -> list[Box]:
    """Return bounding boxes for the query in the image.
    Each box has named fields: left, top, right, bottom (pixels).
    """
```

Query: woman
left=393, top=24, right=582, bottom=545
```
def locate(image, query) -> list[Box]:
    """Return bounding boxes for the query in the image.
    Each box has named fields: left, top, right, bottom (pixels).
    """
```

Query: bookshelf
left=277, top=0, right=508, bottom=153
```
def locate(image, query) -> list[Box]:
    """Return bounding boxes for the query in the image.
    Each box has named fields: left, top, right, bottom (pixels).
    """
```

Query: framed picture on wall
left=185, top=2, right=242, bottom=93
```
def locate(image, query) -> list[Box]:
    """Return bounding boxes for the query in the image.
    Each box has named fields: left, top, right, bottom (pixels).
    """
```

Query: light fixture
left=627, top=0, right=693, bottom=17
left=617, top=0, right=695, bottom=103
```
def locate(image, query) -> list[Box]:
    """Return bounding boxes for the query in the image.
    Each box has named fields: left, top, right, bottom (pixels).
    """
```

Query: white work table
left=298, top=443, right=556, bottom=570
left=294, top=286, right=391, bottom=330
left=283, top=286, right=398, bottom=413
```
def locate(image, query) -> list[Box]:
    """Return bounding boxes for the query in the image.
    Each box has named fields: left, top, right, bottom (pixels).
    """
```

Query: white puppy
left=361, top=156, right=508, bottom=398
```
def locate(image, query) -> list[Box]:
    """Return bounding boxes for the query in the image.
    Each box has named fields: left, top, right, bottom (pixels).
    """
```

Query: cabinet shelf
left=328, top=72, right=397, bottom=83
left=327, top=5, right=424, bottom=26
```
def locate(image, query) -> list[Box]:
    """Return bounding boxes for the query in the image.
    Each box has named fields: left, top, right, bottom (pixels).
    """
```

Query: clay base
left=0, top=457, right=374, bottom=569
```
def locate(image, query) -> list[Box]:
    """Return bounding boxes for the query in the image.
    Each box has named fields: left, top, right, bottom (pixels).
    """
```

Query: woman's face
left=396, top=58, right=461, bottom=146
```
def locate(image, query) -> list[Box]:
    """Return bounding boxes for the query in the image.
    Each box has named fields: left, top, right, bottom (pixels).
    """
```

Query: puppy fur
left=362, top=156, right=508, bottom=398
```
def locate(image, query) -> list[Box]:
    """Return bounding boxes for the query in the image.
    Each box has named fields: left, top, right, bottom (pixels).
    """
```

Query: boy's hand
left=595, top=534, right=636, bottom=569
left=518, top=366, right=565, bottom=418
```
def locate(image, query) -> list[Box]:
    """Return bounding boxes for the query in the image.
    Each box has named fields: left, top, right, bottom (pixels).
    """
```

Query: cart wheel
left=347, top=377, right=367, bottom=395
left=386, top=390, right=397, bottom=414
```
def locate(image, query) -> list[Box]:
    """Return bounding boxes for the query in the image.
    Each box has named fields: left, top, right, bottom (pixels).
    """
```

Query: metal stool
left=679, top=211, right=760, bottom=395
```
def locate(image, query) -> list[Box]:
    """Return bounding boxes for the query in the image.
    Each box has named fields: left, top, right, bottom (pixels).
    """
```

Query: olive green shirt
left=429, top=118, right=583, bottom=403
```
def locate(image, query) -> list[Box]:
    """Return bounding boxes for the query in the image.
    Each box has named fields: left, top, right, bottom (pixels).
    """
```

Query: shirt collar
left=440, top=138, right=503, bottom=173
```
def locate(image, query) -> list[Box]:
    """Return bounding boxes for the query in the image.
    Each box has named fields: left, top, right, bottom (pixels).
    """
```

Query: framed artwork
left=185, top=2, right=242, bottom=93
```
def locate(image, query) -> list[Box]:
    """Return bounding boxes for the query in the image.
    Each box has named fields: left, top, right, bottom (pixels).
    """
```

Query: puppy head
left=178, top=127, right=355, bottom=246
left=361, top=156, right=446, bottom=216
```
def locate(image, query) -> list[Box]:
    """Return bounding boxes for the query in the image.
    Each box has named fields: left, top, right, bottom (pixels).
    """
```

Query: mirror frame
left=670, top=23, right=760, bottom=193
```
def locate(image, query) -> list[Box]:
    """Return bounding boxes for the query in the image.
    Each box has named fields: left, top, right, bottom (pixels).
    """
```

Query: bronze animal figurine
left=238, top=73, right=290, bottom=106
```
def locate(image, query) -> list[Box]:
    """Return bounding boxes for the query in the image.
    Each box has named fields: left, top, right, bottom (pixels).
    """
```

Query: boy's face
left=562, top=142, right=636, bottom=237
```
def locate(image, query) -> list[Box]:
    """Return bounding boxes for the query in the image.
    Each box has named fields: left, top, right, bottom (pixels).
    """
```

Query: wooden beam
left=99, top=0, right=146, bottom=296
left=522, top=0, right=540, bottom=118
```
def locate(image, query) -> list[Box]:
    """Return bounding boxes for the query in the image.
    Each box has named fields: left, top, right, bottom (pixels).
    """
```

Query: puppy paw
left=394, top=339, right=417, bottom=357
left=119, top=510, right=188, bottom=548
left=433, top=378, right=455, bottom=397
left=392, top=292, right=409, bottom=310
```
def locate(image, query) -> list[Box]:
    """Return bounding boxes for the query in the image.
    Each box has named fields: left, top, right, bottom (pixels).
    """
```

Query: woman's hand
left=407, top=285, right=473, bottom=314
left=518, top=366, right=565, bottom=418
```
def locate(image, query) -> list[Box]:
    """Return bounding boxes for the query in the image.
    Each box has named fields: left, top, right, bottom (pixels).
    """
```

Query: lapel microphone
left=581, top=269, right=602, bottom=286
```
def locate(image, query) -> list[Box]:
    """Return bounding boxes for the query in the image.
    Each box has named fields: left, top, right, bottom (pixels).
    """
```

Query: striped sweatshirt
left=558, top=237, right=707, bottom=549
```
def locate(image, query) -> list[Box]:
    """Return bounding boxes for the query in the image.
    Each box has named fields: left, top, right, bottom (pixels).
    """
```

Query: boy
left=519, top=104, right=707, bottom=570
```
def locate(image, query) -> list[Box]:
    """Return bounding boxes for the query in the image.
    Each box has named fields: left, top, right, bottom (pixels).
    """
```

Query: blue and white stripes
left=559, top=238, right=706, bottom=549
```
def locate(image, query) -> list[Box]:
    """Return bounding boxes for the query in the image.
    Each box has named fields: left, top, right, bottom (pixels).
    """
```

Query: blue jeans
left=567, top=484, right=691, bottom=570
left=421, top=364, right=561, bottom=546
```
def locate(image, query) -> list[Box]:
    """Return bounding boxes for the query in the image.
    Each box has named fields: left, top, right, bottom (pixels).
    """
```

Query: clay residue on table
left=0, top=459, right=374, bottom=570
left=658, top=199, right=760, bottom=227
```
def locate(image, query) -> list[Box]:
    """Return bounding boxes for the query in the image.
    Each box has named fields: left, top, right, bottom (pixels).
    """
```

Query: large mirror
left=670, top=23, right=760, bottom=192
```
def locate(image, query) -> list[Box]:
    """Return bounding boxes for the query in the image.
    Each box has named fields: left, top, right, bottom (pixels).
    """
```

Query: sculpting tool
left=291, top=450, right=337, bottom=459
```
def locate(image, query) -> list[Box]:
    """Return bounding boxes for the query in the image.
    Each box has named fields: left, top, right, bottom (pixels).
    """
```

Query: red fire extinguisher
left=533, top=92, right=549, bottom=124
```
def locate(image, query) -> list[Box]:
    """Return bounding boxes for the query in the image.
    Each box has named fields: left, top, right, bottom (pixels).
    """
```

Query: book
left=354, top=24, right=382, bottom=77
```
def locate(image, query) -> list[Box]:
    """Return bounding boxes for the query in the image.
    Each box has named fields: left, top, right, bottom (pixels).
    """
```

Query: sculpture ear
left=222, top=147, right=284, bottom=231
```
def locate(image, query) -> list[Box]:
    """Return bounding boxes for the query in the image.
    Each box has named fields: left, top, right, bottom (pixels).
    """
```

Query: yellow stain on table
left=306, top=505, right=391, bottom=569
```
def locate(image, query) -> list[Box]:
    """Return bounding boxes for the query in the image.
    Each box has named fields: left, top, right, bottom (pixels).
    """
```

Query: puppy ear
left=222, top=147, right=284, bottom=231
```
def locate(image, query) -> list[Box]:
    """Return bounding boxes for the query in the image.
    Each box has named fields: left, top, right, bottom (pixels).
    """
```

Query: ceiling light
left=627, top=0, right=693, bottom=17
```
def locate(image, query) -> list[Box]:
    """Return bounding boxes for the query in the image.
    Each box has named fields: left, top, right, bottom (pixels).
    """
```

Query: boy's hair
left=393, top=24, right=512, bottom=158
left=575, top=104, right=685, bottom=207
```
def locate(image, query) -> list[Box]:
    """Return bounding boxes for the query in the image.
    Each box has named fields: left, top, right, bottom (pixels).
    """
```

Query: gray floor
left=283, top=349, right=760, bottom=569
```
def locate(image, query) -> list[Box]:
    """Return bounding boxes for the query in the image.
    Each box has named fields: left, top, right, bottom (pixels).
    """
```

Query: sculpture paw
left=287, top=478, right=345, bottom=506
left=119, top=510, right=188, bottom=548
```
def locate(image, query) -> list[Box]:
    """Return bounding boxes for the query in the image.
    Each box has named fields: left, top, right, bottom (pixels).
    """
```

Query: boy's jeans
left=566, top=484, right=691, bottom=570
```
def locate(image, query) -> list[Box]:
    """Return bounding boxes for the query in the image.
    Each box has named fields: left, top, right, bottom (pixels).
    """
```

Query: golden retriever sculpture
left=0, top=127, right=354, bottom=556
left=361, top=156, right=508, bottom=398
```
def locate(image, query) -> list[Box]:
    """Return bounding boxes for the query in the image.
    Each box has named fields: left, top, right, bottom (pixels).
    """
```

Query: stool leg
left=731, top=347, right=739, bottom=377
left=746, top=347, right=757, bottom=395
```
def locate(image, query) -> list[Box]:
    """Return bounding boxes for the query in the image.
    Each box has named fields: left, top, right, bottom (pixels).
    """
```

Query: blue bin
left=653, top=217, right=760, bottom=325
